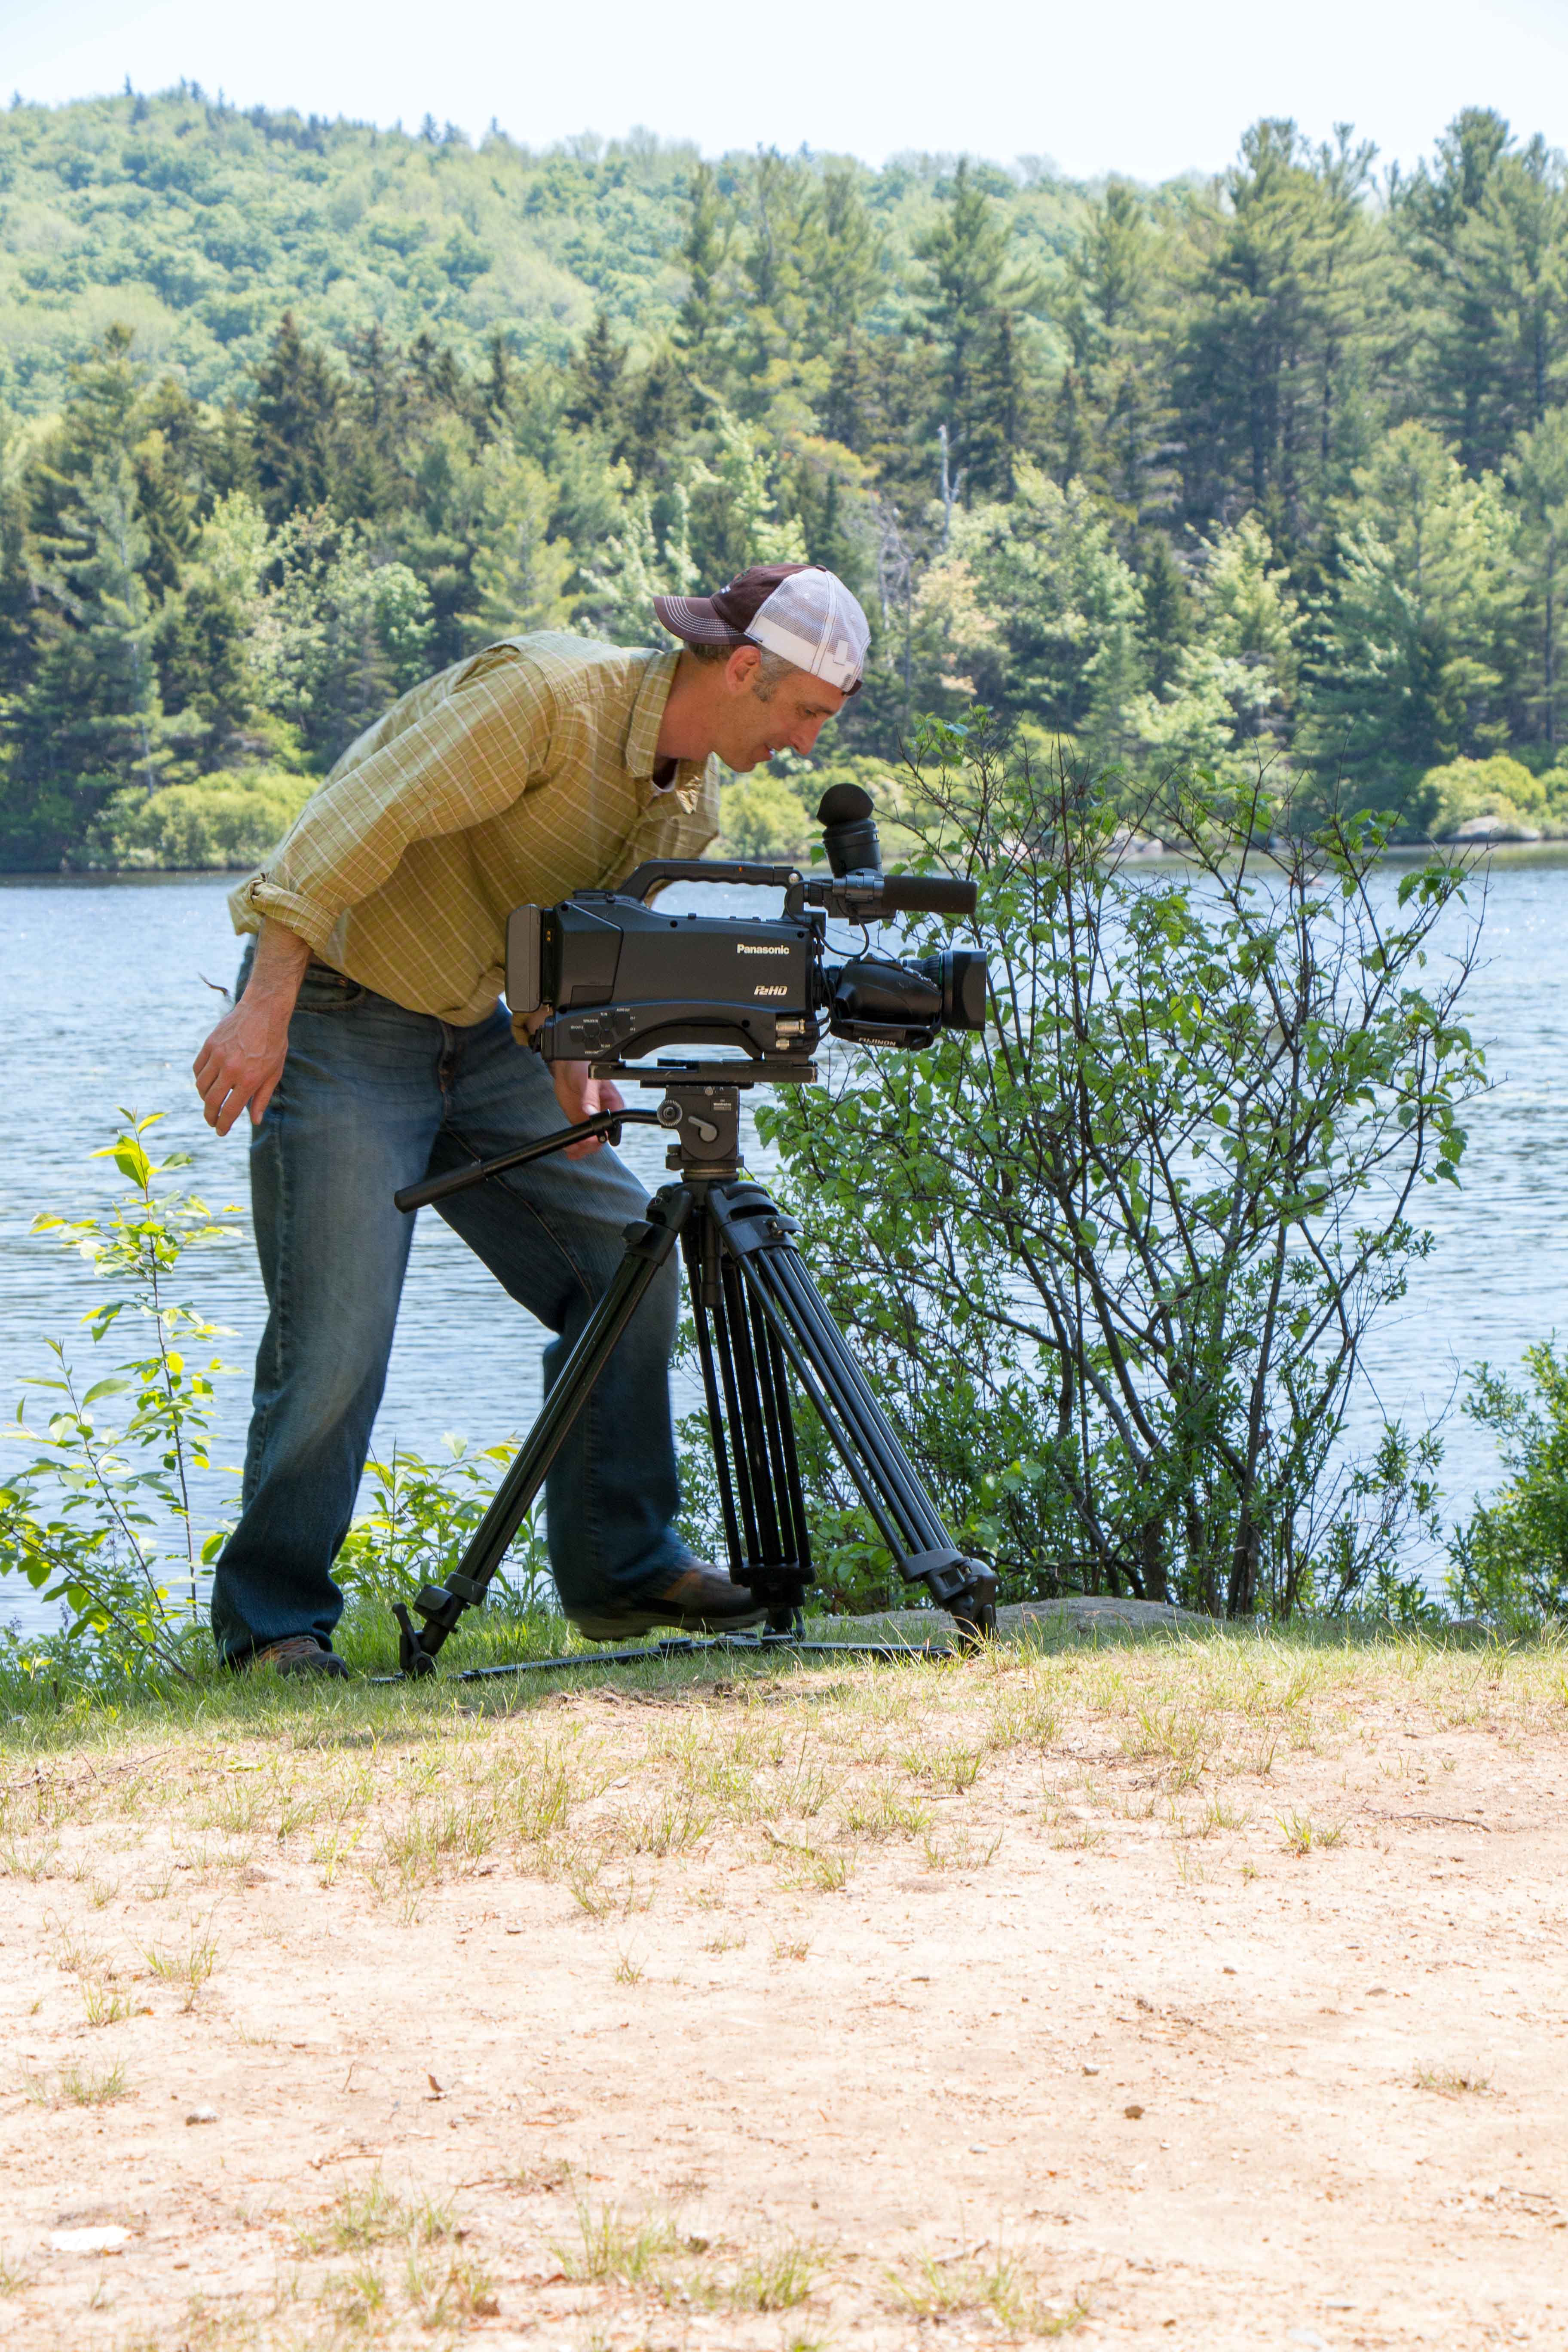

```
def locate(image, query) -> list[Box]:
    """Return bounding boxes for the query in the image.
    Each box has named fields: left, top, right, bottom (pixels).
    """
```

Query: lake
left=3, top=858, right=1564, bottom=1635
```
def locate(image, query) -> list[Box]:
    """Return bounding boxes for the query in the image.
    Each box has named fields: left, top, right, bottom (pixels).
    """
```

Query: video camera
left=506, top=785, right=986, bottom=1071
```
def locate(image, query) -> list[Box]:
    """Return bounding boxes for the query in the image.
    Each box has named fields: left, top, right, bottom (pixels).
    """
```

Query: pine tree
left=1137, top=537, right=1192, bottom=698
left=1507, top=410, right=1568, bottom=749
left=913, top=160, right=1042, bottom=503
left=1173, top=122, right=1378, bottom=537
left=251, top=312, right=345, bottom=525
left=676, top=163, right=732, bottom=373
left=563, top=310, right=628, bottom=438
left=1396, top=113, right=1568, bottom=474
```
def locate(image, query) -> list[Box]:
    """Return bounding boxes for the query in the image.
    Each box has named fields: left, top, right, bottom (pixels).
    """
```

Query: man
left=193, top=562, right=871, bottom=1675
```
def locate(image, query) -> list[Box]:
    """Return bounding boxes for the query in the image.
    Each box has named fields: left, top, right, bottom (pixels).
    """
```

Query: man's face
left=713, top=647, right=847, bottom=772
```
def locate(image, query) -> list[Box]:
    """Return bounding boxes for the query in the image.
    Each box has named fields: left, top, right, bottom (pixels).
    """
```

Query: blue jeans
left=211, top=952, right=690, bottom=1662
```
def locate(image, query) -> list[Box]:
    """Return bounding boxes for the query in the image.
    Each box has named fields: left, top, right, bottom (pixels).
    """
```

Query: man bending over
left=193, top=563, right=870, bottom=1675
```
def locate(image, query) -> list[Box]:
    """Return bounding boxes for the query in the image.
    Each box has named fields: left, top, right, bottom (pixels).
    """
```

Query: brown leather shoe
left=570, top=1565, right=765, bottom=1642
left=246, top=1636, right=349, bottom=1679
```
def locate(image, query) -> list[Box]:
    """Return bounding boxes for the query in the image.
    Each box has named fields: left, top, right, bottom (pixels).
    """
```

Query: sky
left=3, top=0, right=1567, bottom=185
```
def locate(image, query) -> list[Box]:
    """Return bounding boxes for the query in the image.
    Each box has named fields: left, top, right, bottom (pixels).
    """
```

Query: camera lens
left=917, top=949, right=988, bottom=1031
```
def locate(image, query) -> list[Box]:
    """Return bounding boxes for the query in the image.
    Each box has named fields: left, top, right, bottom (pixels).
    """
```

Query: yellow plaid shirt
left=229, top=634, right=720, bottom=1027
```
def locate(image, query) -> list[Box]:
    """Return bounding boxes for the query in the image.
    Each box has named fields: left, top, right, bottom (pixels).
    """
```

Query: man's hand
left=550, top=1059, right=626, bottom=1159
left=193, top=920, right=312, bottom=1135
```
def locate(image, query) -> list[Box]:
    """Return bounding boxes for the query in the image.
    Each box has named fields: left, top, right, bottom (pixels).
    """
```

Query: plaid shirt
left=229, top=635, right=720, bottom=1026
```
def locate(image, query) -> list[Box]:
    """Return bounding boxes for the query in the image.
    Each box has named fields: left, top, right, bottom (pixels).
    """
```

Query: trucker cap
left=653, top=563, right=869, bottom=696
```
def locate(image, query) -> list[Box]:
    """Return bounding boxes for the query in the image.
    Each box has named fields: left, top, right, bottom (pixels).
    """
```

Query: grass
left=560, top=2200, right=680, bottom=2287
left=891, top=2249, right=1089, bottom=2336
left=58, top=2059, right=131, bottom=2106
left=141, top=1922, right=219, bottom=2009
left=1414, top=2064, right=1494, bottom=2095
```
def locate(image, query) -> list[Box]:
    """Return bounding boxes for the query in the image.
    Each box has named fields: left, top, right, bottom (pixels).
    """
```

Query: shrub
left=1420, top=754, right=1547, bottom=839
left=87, top=769, right=315, bottom=870
left=754, top=721, right=1484, bottom=1618
left=1448, top=1341, right=1568, bottom=1627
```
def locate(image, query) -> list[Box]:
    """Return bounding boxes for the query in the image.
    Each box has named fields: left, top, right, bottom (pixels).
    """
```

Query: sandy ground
left=0, top=1633, right=1565, bottom=2351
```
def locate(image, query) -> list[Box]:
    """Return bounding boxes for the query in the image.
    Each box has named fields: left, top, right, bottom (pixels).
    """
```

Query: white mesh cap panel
left=744, top=569, right=870, bottom=694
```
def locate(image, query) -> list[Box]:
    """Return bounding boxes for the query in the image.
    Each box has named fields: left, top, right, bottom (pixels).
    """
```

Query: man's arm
left=193, top=920, right=312, bottom=1135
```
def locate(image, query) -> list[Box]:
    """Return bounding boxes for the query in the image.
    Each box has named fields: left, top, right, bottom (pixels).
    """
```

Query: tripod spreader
left=389, top=1077, right=997, bottom=1677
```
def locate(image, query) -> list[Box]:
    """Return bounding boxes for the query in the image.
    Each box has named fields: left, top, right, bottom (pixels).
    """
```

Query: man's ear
left=723, top=644, right=763, bottom=695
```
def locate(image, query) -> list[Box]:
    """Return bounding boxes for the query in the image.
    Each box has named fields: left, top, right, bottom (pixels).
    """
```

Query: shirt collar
left=625, top=650, right=680, bottom=781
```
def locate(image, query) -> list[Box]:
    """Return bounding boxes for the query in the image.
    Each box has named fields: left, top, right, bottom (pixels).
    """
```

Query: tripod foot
left=393, top=1603, right=438, bottom=1678
left=949, top=1570, right=998, bottom=1648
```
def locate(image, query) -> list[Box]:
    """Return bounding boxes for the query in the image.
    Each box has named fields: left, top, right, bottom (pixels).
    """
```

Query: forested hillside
left=2, top=87, right=1566, bottom=867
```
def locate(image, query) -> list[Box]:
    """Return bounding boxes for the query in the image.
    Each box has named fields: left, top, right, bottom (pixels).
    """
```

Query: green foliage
left=754, top=722, right=1484, bottom=1618
left=88, top=767, right=313, bottom=868
left=1, top=1112, right=241, bottom=1676
left=334, top=1439, right=549, bottom=1613
left=0, top=1116, right=556, bottom=1684
left=2, top=95, right=1568, bottom=862
left=1449, top=1342, right=1568, bottom=1627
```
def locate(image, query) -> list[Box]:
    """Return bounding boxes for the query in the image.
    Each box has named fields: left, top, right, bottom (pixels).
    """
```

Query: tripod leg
left=708, top=1184, right=996, bottom=1637
left=393, top=1192, right=690, bottom=1674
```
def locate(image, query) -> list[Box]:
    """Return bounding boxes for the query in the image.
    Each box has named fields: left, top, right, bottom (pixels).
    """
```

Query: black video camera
left=507, top=786, right=986, bottom=1070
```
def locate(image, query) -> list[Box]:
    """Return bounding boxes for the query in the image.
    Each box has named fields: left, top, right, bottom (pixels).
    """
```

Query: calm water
left=2, top=859, right=1565, bottom=1634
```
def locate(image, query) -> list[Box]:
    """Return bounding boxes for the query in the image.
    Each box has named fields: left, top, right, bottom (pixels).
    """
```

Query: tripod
left=387, top=1062, right=998, bottom=1679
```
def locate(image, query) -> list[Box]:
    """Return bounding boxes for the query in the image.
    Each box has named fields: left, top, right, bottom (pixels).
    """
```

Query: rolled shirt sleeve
left=236, top=650, right=553, bottom=954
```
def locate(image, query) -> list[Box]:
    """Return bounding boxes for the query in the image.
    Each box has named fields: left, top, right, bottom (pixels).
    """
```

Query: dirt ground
left=0, top=1633, right=1565, bottom=2352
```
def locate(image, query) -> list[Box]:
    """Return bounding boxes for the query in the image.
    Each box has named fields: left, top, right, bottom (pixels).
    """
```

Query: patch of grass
left=1415, top=2064, right=1493, bottom=2096
left=560, top=2199, right=680, bottom=2286
left=0, top=2247, right=33, bottom=2295
left=1277, top=1811, right=1345, bottom=1856
left=412, top=2246, right=499, bottom=2325
left=297, top=2174, right=417, bottom=2256
left=59, top=2059, right=131, bottom=2106
left=773, top=1936, right=811, bottom=1961
left=892, top=2251, right=1088, bottom=2337
left=81, top=1978, right=132, bottom=2027
left=702, top=1928, right=746, bottom=1953
left=920, top=1743, right=986, bottom=1793
left=625, top=1790, right=714, bottom=1857
left=614, top=1947, right=646, bottom=1985
left=727, top=2239, right=818, bottom=2311
left=141, top=1923, right=219, bottom=2009
left=0, top=1837, right=59, bottom=1881
left=840, top=1779, right=933, bottom=1841
left=923, top=1826, right=1002, bottom=1871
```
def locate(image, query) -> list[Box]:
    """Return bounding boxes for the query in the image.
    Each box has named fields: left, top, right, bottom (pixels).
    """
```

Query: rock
left=1124, top=2104, right=1145, bottom=2119
left=184, top=2107, right=219, bottom=2125
left=828, top=1593, right=1207, bottom=1649
left=1443, top=814, right=1542, bottom=844
left=49, top=2226, right=129, bottom=2254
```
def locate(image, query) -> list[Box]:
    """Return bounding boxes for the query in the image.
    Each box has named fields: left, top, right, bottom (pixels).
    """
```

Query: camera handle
left=387, top=1079, right=997, bottom=1679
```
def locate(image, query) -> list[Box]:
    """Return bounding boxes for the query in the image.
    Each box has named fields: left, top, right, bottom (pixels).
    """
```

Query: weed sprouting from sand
left=891, top=2248, right=1087, bottom=2336
left=141, top=1920, right=219, bottom=2008
left=560, top=2200, right=680, bottom=2286
left=80, top=1978, right=132, bottom=2027
left=59, top=2059, right=130, bottom=2105
left=0, top=2246, right=32, bottom=2295
left=1277, top=1811, right=1345, bottom=1856
left=1415, top=2064, right=1493, bottom=2096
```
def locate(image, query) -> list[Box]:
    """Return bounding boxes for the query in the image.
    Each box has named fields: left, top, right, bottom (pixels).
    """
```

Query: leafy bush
left=1419, top=754, right=1559, bottom=839
left=0, top=1114, right=241, bottom=1678
left=88, top=769, right=314, bottom=871
left=753, top=722, right=1484, bottom=1618
left=1448, top=1342, right=1568, bottom=1628
left=0, top=1117, right=554, bottom=1686
left=335, top=1440, right=549, bottom=1614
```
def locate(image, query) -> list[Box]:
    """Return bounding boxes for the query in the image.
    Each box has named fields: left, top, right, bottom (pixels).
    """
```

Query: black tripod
left=387, top=1062, right=997, bottom=1679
